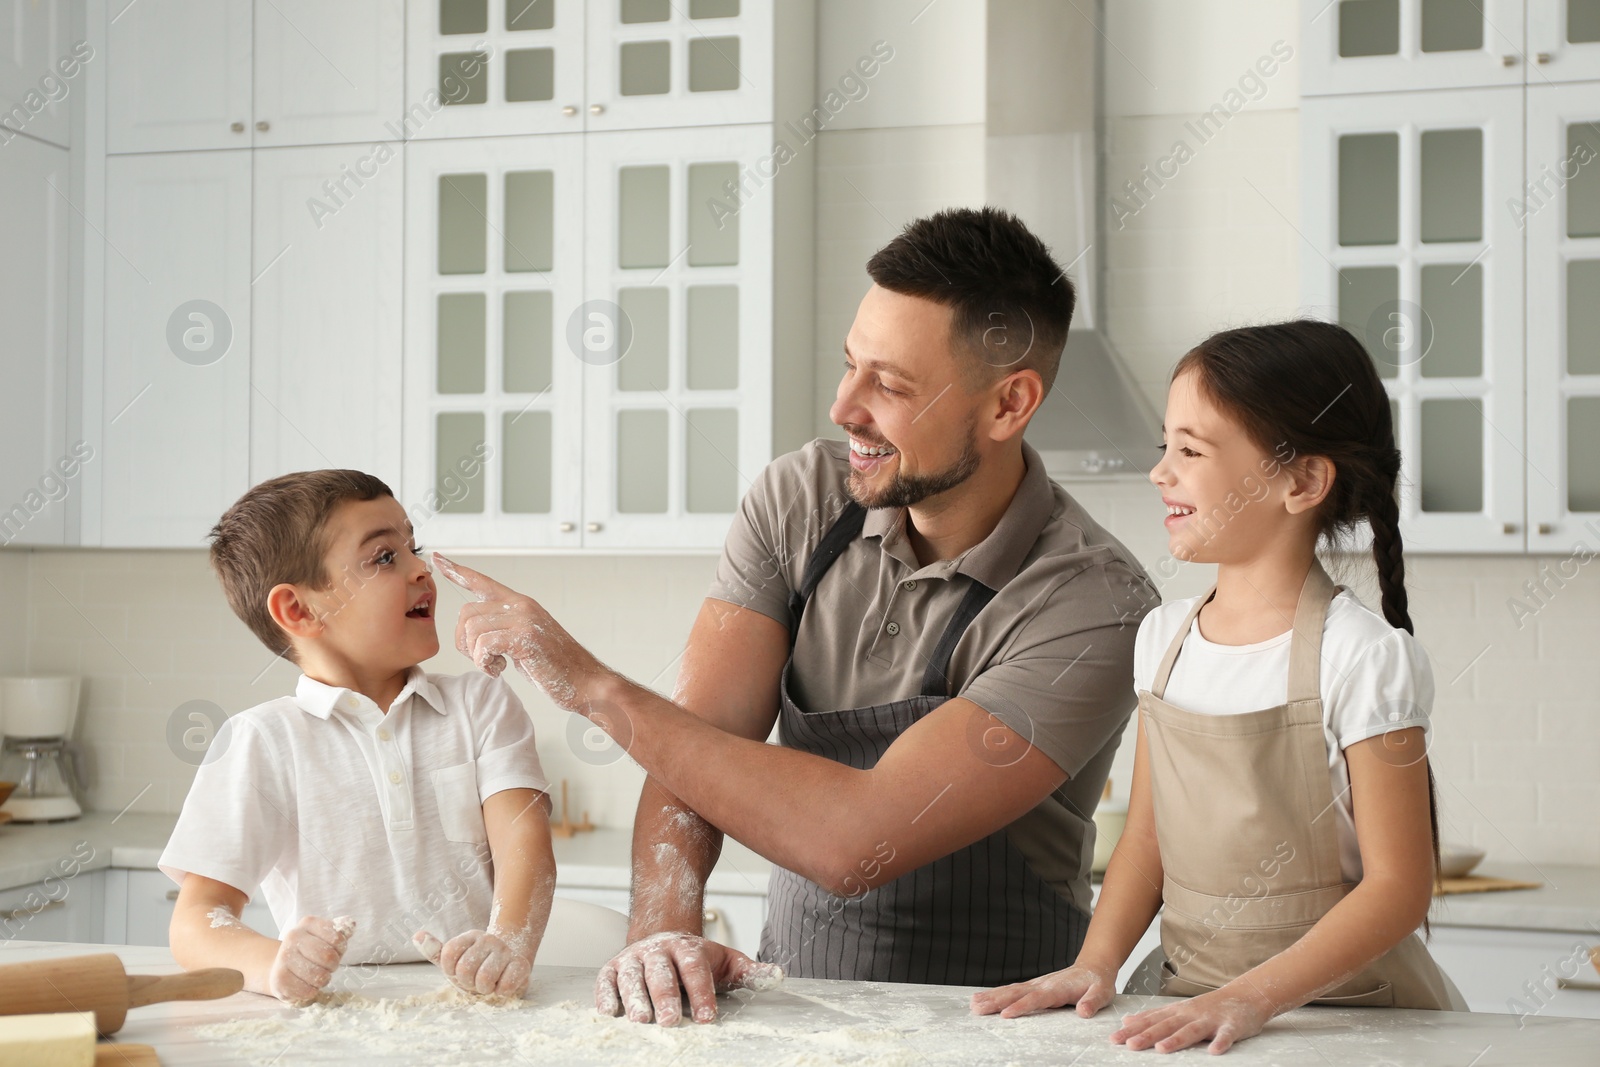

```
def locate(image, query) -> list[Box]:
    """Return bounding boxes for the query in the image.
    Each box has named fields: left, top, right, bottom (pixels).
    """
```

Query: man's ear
left=267, top=583, right=324, bottom=643
left=1284, top=455, right=1336, bottom=516
left=988, top=368, right=1046, bottom=443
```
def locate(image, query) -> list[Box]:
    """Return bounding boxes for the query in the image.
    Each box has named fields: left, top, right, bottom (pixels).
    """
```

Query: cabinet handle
left=586, top=522, right=603, bottom=533
left=702, top=908, right=720, bottom=926
left=1537, top=523, right=1553, bottom=535
left=256, top=120, right=270, bottom=132
left=1, top=899, right=64, bottom=921
left=562, top=105, right=578, bottom=116
left=167, top=889, right=181, bottom=901
left=559, top=521, right=576, bottom=533
left=1536, top=52, right=1552, bottom=64
left=589, top=103, right=605, bottom=115
left=1502, top=523, right=1518, bottom=535
left=1501, top=54, right=1518, bottom=66
left=231, top=121, right=245, bottom=133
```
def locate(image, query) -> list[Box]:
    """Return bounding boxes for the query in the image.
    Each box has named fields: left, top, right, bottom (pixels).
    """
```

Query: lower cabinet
left=1429, top=925, right=1600, bottom=1020
left=107, top=869, right=279, bottom=947
left=0, top=871, right=106, bottom=944
left=554, top=885, right=767, bottom=961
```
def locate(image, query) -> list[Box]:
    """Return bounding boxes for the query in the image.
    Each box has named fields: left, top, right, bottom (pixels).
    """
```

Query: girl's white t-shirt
left=1133, top=587, right=1434, bottom=883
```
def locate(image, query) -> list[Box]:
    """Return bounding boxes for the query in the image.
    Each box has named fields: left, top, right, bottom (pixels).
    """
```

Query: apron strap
left=1286, top=560, right=1337, bottom=705
left=1150, top=587, right=1213, bottom=701
left=920, top=580, right=998, bottom=698
left=787, top=501, right=867, bottom=652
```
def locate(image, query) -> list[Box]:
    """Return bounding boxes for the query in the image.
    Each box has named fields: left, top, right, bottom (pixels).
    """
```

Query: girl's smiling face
left=1150, top=369, right=1296, bottom=564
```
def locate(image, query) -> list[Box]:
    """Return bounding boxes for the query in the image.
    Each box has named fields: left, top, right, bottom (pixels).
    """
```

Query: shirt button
left=377, top=728, right=391, bottom=741
left=885, top=621, right=900, bottom=636
left=389, top=771, right=402, bottom=785
left=902, top=580, right=917, bottom=591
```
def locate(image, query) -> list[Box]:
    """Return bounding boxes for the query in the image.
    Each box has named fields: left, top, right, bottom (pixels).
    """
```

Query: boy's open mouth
left=406, top=594, right=434, bottom=620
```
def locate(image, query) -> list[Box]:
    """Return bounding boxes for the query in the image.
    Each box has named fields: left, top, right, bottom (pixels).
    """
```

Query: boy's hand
left=415, top=928, right=533, bottom=998
left=969, top=961, right=1119, bottom=1019
left=269, top=915, right=354, bottom=1006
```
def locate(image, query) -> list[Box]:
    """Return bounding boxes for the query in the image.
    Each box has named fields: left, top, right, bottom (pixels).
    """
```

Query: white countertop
left=3, top=940, right=1598, bottom=1066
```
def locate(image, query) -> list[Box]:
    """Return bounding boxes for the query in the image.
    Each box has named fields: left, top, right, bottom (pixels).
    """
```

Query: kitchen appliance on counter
left=0, top=676, right=85, bottom=822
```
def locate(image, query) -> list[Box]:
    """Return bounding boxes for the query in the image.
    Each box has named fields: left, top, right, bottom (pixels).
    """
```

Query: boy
left=161, top=470, right=556, bottom=1004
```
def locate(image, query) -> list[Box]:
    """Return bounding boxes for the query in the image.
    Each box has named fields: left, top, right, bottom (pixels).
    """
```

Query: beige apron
left=1137, top=561, right=1462, bottom=1010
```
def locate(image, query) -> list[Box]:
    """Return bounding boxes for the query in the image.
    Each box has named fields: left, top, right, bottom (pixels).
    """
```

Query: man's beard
left=846, top=421, right=981, bottom=510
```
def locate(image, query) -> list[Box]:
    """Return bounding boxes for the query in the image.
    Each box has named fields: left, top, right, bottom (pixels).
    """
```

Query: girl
left=971, top=320, right=1464, bottom=1053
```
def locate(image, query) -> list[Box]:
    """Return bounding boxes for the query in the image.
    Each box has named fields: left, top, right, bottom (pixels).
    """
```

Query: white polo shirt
left=160, top=667, right=549, bottom=965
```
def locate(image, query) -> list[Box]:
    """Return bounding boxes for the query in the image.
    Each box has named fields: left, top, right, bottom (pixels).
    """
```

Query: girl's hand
left=969, top=962, right=1119, bottom=1019
left=269, top=915, right=353, bottom=1006
left=1110, top=987, right=1274, bottom=1055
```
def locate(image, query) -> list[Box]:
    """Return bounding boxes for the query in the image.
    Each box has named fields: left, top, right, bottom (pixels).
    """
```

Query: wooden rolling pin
left=0, top=954, right=243, bottom=1035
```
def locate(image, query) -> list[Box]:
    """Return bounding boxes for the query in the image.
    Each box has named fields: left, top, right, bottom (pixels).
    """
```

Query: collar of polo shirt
left=858, top=441, right=1057, bottom=589
left=294, top=665, right=449, bottom=719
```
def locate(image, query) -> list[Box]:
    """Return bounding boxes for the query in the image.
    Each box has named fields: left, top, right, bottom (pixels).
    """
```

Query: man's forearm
left=628, top=777, right=723, bottom=942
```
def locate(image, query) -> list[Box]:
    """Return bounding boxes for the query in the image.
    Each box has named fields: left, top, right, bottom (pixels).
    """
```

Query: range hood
left=987, top=0, right=1162, bottom=479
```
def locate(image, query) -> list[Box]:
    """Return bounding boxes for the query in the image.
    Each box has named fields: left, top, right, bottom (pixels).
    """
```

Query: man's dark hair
left=865, top=206, right=1076, bottom=394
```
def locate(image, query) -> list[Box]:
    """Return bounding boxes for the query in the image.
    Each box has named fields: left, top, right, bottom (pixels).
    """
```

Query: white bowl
left=1438, top=844, right=1487, bottom=879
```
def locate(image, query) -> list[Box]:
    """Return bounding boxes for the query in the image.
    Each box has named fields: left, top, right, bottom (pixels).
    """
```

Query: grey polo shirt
left=707, top=438, right=1159, bottom=914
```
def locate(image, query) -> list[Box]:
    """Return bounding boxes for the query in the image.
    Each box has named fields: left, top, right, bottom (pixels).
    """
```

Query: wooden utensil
left=96, top=1044, right=161, bottom=1066
left=0, top=954, right=243, bottom=1035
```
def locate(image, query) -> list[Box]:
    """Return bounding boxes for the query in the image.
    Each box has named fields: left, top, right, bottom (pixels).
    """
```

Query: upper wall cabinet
left=1302, top=0, right=1600, bottom=93
left=404, top=0, right=772, bottom=138
left=106, top=0, right=403, bottom=153
left=0, top=0, right=79, bottom=150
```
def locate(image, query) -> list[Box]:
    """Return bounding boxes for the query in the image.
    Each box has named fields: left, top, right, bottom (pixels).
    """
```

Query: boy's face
left=297, top=495, right=439, bottom=673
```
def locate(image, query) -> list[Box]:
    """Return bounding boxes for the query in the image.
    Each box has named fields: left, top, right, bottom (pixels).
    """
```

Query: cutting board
left=96, top=1045, right=160, bottom=1066
left=1435, top=874, right=1543, bottom=895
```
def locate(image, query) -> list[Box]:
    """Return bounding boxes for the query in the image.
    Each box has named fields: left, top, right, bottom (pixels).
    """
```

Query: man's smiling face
left=830, top=284, right=985, bottom=510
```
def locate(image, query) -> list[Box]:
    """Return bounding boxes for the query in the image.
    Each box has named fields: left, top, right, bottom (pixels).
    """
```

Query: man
left=436, top=207, right=1158, bottom=1026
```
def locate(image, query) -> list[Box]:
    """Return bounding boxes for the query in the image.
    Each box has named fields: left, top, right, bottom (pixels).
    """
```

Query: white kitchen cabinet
left=580, top=125, right=773, bottom=549
left=1301, top=0, right=1529, bottom=96
left=1526, top=83, right=1600, bottom=549
left=403, top=0, right=773, bottom=140
left=250, top=144, right=405, bottom=489
left=108, top=869, right=276, bottom=947
left=1429, top=925, right=1600, bottom=1019
left=105, top=0, right=253, bottom=153
left=0, top=132, right=73, bottom=547
left=0, top=871, right=105, bottom=945
left=1530, top=0, right=1600, bottom=82
left=0, top=0, right=79, bottom=149
left=403, top=132, right=587, bottom=547
left=106, top=0, right=403, bottom=154
left=403, top=0, right=586, bottom=139
left=403, top=122, right=788, bottom=551
left=1302, top=88, right=1527, bottom=553
left=102, top=149, right=253, bottom=547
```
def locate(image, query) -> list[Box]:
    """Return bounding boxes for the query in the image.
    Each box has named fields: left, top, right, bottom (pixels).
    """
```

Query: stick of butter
left=0, top=1011, right=96, bottom=1067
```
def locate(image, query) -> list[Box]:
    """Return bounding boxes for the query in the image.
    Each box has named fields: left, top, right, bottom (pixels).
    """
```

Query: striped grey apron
left=757, top=501, right=1090, bottom=986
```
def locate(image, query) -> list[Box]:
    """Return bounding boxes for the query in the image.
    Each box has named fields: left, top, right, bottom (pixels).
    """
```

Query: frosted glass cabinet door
left=403, top=133, right=585, bottom=547
left=581, top=125, right=773, bottom=549
left=403, top=0, right=586, bottom=138
left=1528, top=0, right=1600, bottom=81
left=1301, top=90, right=1525, bottom=552
left=0, top=0, right=74, bottom=149
left=1300, top=0, right=1528, bottom=96
left=106, top=0, right=253, bottom=153
left=102, top=150, right=253, bottom=547
left=585, top=0, right=772, bottom=131
left=253, top=0, right=404, bottom=147
left=1526, top=84, right=1600, bottom=549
